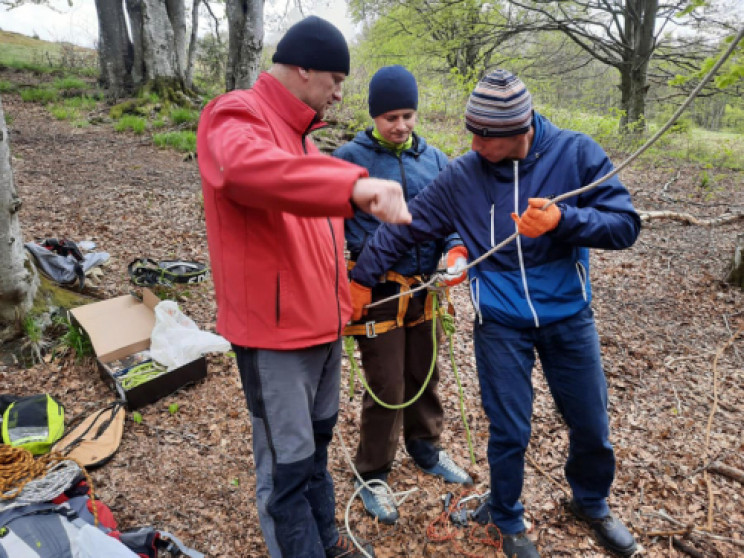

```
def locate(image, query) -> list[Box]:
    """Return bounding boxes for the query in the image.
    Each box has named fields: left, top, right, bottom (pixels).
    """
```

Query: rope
left=365, top=23, right=744, bottom=311
left=0, top=445, right=99, bottom=525
left=334, top=424, right=418, bottom=558
left=426, top=488, right=503, bottom=557
left=344, top=292, right=476, bottom=463
left=344, top=293, right=442, bottom=410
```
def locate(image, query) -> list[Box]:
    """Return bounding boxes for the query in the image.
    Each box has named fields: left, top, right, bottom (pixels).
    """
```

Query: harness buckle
left=364, top=321, right=377, bottom=338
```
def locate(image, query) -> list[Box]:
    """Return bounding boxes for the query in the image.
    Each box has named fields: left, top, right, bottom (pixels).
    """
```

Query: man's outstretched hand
left=352, top=178, right=412, bottom=224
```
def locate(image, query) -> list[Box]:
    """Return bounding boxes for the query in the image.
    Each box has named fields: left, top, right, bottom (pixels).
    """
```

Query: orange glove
left=444, top=246, right=468, bottom=286
left=349, top=280, right=372, bottom=322
left=511, top=198, right=561, bottom=238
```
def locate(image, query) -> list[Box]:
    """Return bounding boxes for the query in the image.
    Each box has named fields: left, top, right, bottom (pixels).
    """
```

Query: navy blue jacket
left=334, top=129, right=459, bottom=277
left=351, top=113, right=641, bottom=328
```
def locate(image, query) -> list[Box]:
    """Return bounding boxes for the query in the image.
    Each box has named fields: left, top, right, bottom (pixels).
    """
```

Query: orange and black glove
left=511, top=198, right=562, bottom=238
left=349, top=280, right=372, bottom=322
left=443, top=246, right=468, bottom=286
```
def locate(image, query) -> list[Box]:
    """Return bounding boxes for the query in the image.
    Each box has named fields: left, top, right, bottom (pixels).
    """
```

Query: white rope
left=365, top=24, right=744, bottom=310
left=334, top=425, right=418, bottom=558
left=0, top=460, right=82, bottom=512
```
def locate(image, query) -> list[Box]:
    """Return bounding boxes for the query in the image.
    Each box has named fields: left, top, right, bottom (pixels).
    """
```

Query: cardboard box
left=70, top=289, right=207, bottom=410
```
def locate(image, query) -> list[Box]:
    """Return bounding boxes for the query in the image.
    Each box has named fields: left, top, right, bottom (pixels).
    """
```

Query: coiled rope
left=365, top=24, right=744, bottom=311
left=0, top=444, right=98, bottom=525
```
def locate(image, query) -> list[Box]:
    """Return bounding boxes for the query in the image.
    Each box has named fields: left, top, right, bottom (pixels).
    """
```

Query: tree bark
left=0, top=97, right=38, bottom=338
left=185, top=0, right=201, bottom=88
left=726, top=233, right=744, bottom=288
left=95, top=0, right=134, bottom=98
left=225, top=0, right=265, bottom=91
left=618, top=0, right=656, bottom=132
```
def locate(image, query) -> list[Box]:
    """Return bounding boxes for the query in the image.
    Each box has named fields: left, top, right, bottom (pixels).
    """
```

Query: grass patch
left=0, top=80, right=15, bottom=93
left=53, top=76, right=87, bottom=91
left=114, top=115, right=148, bottom=134
left=153, top=130, right=196, bottom=152
left=169, top=106, right=199, bottom=125
left=19, top=87, right=59, bottom=103
left=50, top=105, right=75, bottom=120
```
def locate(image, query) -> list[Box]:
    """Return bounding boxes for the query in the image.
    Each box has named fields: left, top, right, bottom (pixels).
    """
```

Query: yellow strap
left=343, top=320, right=398, bottom=337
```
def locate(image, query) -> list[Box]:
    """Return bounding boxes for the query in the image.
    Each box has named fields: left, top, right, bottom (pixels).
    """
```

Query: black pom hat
left=272, top=16, right=350, bottom=75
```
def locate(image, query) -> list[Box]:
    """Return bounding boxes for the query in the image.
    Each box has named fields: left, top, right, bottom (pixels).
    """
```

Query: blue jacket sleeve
left=350, top=169, right=458, bottom=286
left=550, top=137, right=641, bottom=250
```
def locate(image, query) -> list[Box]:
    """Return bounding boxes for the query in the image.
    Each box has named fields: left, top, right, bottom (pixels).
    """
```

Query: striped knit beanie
left=465, top=70, right=532, bottom=137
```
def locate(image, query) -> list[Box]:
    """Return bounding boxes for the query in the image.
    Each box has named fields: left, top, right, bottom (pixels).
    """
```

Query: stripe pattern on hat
left=465, top=70, right=532, bottom=137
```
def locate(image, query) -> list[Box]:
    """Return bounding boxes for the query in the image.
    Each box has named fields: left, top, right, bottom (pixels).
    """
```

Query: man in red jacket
left=196, top=16, right=410, bottom=558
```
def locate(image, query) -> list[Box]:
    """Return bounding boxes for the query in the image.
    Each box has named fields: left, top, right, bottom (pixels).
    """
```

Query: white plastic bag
left=150, top=300, right=230, bottom=370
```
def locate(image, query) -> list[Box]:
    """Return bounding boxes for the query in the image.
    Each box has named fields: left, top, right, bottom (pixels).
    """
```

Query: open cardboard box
left=70, top=289, right=207, bottom=410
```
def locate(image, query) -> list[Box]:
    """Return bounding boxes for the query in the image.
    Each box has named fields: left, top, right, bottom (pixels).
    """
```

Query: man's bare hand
left=352, top=178, right=412, bottom=224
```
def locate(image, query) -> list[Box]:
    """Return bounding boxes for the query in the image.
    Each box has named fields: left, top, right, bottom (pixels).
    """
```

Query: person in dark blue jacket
left=334, top=65, right=473, bottom=525
left=348, top=70, right=641, bottom=558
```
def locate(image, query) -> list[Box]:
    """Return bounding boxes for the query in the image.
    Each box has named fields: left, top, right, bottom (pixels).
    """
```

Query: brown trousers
left=354, top=287, right=444, bottom=477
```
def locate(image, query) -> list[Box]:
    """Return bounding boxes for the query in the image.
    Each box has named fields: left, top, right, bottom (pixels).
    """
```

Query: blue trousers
left=473, top=306, right=615, bottom=534
left=234, top=341, right=341, bottom=558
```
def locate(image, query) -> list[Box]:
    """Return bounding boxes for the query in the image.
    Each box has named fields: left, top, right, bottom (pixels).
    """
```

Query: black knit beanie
left=272, top=16, right=350, bottom=75
left=368, top=65, right=418, bottom=118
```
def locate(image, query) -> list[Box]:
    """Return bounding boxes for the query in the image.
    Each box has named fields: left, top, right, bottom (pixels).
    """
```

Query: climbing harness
left=344, top=288, right=476, bottom=464
left=363, top=23, right=744, bottom=312
left=127, top=258, right=209, bottom=287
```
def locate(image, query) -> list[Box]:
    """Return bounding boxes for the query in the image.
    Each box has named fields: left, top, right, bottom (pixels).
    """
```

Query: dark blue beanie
left=368, top=65, right=418, bottom=118
left=272, top=16, right=350, bottom=75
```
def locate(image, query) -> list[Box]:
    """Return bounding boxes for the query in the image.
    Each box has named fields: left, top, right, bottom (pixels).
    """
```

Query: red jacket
left=197, top=72, right=367, bottom=349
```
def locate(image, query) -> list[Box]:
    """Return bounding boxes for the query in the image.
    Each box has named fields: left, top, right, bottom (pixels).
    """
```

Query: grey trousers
left=233, top=340, right=341, bottom=558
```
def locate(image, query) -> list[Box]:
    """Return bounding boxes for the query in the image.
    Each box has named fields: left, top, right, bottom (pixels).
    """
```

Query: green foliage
left=55, top=314, right=93, bottom=361
left=114, top=115, right=147, bottom=134
left=168, top=403, right=180, bottom=415
left=132, top=411, right=143, bottom=424
left=169, top=106, right=199, bottom=126
left=19, top=87, right=59, bottom=103
left=0, top=80, right=15, bottom=93
left=53, top=76, right=87, bottom=91
left=153, top=131, right=196, bottom=152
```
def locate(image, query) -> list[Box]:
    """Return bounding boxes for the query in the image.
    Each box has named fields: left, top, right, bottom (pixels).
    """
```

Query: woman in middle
left=334, top=65, right=472, bottom=525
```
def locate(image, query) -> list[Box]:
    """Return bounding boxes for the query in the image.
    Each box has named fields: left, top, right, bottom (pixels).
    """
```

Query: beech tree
left=95, top=0, right=196, bottom=101
left=225, top=0, right=265, bottom=90
left=0, top=97, right=38, bottom=339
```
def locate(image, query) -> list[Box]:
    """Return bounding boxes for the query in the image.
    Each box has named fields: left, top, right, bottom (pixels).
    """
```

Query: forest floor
left=1, top=70, right=743, bottom=558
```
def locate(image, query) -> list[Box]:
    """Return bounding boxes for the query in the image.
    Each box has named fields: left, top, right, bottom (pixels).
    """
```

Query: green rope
left=343, top=291, right=476, bottom=464
left=438, top=309, right=476, bottom=465
left=118, top=361, right=167, bottom=390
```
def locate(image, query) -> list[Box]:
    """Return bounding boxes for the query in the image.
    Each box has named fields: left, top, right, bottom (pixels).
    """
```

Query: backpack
left=1, top=394, right=65, bottom=455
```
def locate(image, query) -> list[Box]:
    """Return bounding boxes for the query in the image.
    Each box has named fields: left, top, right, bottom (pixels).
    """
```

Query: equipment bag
left=127, top=259, right=209, bottom=288
left=51, top=401, right=126, bottom=469
left=1, top=394, right=65, bottom=455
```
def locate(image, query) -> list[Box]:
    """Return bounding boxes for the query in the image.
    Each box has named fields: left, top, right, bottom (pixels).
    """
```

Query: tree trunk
left=95, top=0, right=134, bottom=98
left=619, top=0, right=657, bottom=132
left=225, top=0, right=265, bottom=91
left=185, top=0, right=201, bottom=89
left=125, top=0, right=146, bottom=86
left=727, top=233, right=744, bottom=288
left=0, top=97, right=38, bottom=338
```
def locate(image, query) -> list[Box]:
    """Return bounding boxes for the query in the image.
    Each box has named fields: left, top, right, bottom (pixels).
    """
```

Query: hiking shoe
left=355, top=480, right=399, bottom=524
left=419, top=450, right=473, bottom=484
left=325, top=529, right=375, bottom=557
left=569, top=500, right=637, bottom=556
left=485, top=525, right=541, bottom=558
